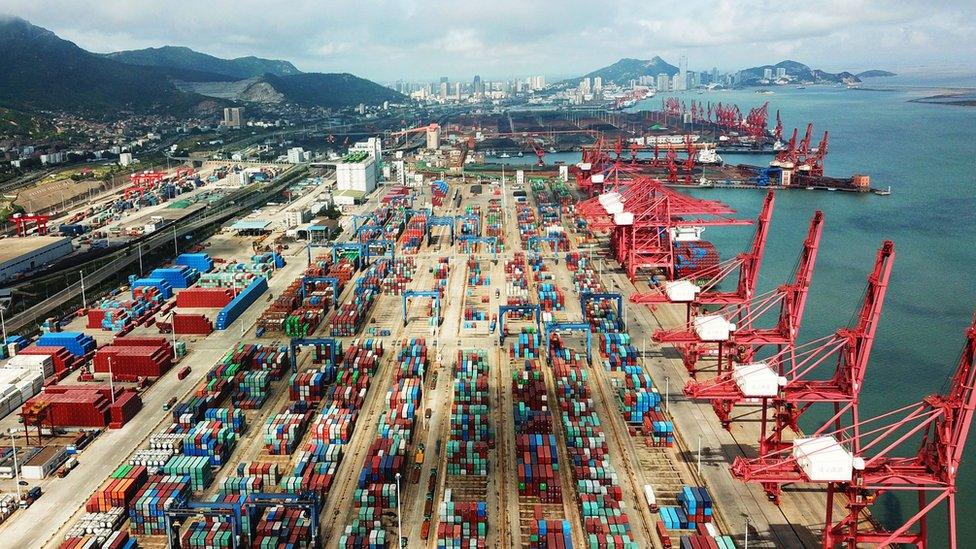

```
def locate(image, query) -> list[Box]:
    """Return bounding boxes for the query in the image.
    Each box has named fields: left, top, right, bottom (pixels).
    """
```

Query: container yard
left=0, top=134, right=965, bottom=549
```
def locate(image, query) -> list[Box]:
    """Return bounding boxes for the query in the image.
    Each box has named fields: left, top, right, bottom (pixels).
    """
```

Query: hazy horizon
left=3, top=1, right=976, bottom=82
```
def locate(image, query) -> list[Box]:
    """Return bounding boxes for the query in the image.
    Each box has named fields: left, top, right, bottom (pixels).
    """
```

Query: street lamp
left=9, top=429, right=22, bottom=502
left=0, top=304, right=7, bottom=348
left=79, top=270, right=87, bottom=309
left=395, top=472, right=403, bottom=547
left=697, top=434, right=703, bottom=475
left=665, top=376, right=670, bottom=413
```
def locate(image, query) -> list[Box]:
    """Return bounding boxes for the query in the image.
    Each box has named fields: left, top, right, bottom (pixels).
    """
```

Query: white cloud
left=1, top=0, right=974, bottom=80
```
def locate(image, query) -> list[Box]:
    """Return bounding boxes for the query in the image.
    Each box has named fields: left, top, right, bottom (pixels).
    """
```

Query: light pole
left=79, top=270, right=87, bottom=309
left=395, top=472, right=402, bottom=547
left=172, top=225, right=179, bottom=257
left=697, top=434, right=703, bottom=475
left=665, top=376, right=670, bottom=413
left=138, top=243, right=143, bottom=276
left=10, top=429, right=22, bottom=502
left=0, top=305, right=7, bottom=347
left=108, top=356, right=116, bottom=404
left=745, top=517, right=750, bottom=549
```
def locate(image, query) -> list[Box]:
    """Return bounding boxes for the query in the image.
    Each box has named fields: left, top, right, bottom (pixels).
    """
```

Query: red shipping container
left=173, top=313, right=214, bottom=335
left=94, top=346, right=172, bottom=378
left=18, top=345, right=76, bottom=375
left=176, top=288, right=235, bottom=308
left=109, top=390, right=143, bottom=427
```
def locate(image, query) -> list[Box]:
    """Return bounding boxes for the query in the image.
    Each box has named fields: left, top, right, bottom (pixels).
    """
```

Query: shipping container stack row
left=504, top=252, right=533, bottom=311
left=338, top=339, right=427, bottom=547
left=328, top=258, right=388, bottom=337
left=658, top=486, right=735, bottom=548
left=512, top=356, right=568, bottom=547
left=439, top=350, right=492, bottom=547
left=432, top=256, right=450, bottom=290
left=466, top=258, right=491, bottom=287
left=380, top=257, right=417, bottom=296
left=278, top=339, right=382, bottom=501
left=550, top=337, right=639, bottom=549
left=485, top=199, right=504, bottom=242
left=88, top=291, right=165, bottom=333
left=460, top=205, right=482, bottom=237
left=93, top=335, right=174, bottom=381
left=258, top=256, right=324, bottom=335
left=517, top=203, right=539, bottom=247
left=400, top=212, right=427, bottom=254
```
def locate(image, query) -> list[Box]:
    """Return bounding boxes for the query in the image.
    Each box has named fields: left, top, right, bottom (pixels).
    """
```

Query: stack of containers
left=109, top=389, right=143, bottom=428
left=175, top=253, right=214, bottom=273
left=328, top=259, right=388, bottom=336
left=215, top=276, right=268, bottom=330
left=436, top=490, right=488, bottom=546
left=527, top=518, right=575, bottom=549
left=204, top=408, right=246, bottom=434
left=24, top=385, right=120, bottom=428
left=505, top=253, right=531, bottom=308
left=36, top=332, right=96, bottom=358
left=511, top=329, right=542, bottom=359
left=61, top=509, right=128, bottom=548
left=128, top=277, right=173, bottom=300
left=4, top=354, right=54, bottom=379
left=432, top=257, right=450, bottom=289
left=673, top=241, right=720, bottom=280
left=680, top=534, right=737, bottom=549
left=150, top=266, right=200, bottom=289
left=173, top=313, right=214, bottom=335
left=596, top=333, right=636, bottom=371
left=551, top=338, right=638, bottom=549
left=161, top=455, right=213, bottom=490
left=341, top=339, right=426, bottom=546
left=254, top=505, right=313, bottom=547
left=467, top=259, right=490, bottom=286
left=289, top=364, right=337, bottom=402
left=0, top=367, right=43, bottom=417
left=181, top=517, right=234, bottom=548
left=676, top=486, right=714, bottom=528
left=236, top=370, right=272, bottom=409
left=381, top=257, right=416, bottom=295
left=400, top=212, right=427, bottom=254
left=517, top=204, right=539, bottom=245
left=264, top=405, right=312, bottom=455
left=176, top=288, right=235, bottom=308
left=512, top=359, right=563, bottom=504
left=86, top=464, right=148, bottom=512
left=16, top=346, right=75, bottom=378
left=183, top=420, right=237, bottom=466
left=94, top=344, right=173, bottom=379
left=537, top=282, right=565, bottom=314
left=446, top=350, right=491, bottom=476
left=253, top=345, right=289, bottom=380
left=128, top=475, right=191, bottom=535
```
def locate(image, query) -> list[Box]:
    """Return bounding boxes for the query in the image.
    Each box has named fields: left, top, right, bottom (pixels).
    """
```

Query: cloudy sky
left=4, top=0, right=975, bottom=81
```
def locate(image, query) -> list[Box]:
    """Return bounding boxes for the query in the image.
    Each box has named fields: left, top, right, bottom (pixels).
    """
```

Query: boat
left=795, top=85, right=807, bottom=89
left=517, top=151, right=524, bottom=157
left=548, top=147, right=556, bottom=154
left=874, top=186, right=892, bottom=196
left=499, top=152, right=511, bottom=158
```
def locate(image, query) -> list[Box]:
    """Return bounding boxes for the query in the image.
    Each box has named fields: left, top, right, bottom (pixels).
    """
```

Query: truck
left=163, top=396, right=177, bottom=411
left=19, top=486, right=41, bottom=508
left=57, top=457, right=78, bottom=477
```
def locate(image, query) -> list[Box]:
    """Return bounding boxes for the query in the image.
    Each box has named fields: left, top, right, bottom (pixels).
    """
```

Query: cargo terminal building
left=0, top=236, right=74, bottom=283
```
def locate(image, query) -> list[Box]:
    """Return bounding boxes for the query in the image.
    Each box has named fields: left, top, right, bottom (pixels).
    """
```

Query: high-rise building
left=579, top=77, right=591, bottom=95
left=763, top=68, right=773, bottom=80
left=472, top=75, right=484, bottom=97
left=656, top=73, right=670, bottom=92
left=439, top=81, right=448, bottom=100
left=223, top=107, right=244, bottom=128
left=712, top=67, right=719, bottom=84
left=678, top=55, right=688, bottom=91
left=533, top=75, right=546, bottom=90
left=593, top=77, right=603, bottom=93
left=775, top=67, right=787, bottom=79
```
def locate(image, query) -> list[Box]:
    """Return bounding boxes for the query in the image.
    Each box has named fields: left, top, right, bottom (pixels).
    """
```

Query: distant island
left=857, top=70, right=897, bottom=78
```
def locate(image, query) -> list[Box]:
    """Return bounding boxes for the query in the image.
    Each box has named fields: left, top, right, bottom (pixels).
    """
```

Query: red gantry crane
left=683, top=241, right=894, bottom=502
left=731, top=312, right=976, bottom=549
left=630, top=191, right=775, bottom=322
left=652, top=210, right=824, bottom=377
left=575, top=176, right=750, bottom=282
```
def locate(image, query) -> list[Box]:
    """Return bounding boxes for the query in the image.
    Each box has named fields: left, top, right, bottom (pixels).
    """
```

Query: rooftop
left=229, top=219, right=271, bottom=231
left=0, top=236, right=71, bottom=263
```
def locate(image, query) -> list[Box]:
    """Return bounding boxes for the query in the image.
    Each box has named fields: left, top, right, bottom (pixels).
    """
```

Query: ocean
left=497, top=71, right=976, bottom=545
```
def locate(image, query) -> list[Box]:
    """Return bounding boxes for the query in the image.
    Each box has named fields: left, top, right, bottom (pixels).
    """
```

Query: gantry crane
left=732, top=312, right=976, bottom=549
left=575, top=176, right=750, bottom=282
left=631, top=191, right=775, bottom=323
left=653, top=210, right=824, bottom=377
left=683, top=241, right=894, bottom=503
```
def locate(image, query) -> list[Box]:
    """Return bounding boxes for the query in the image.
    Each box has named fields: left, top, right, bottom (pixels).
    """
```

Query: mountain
left=573, top=57, right=679, bottom=85
left=105, top=46, right=301, bottom=79
left=737, top=60, right=861, bottom=86
left=0, top=17, right=404, bottom=116
left=857, top=69, right=896, bottom=78
left=173, top=73, right=403, bottom=108
left=0, top=17, right=230, bottom=114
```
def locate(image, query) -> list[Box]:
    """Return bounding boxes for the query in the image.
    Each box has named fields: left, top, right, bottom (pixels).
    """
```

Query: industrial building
left=335, top=152, right=377, bottom=193
left=0, top=237, right=74, bottom=283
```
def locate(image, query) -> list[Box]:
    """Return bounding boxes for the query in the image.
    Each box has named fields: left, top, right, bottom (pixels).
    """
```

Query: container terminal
left=0, top=127, right=966, bottom=549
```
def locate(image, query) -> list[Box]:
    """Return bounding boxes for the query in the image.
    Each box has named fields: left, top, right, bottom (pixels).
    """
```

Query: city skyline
left=2, top=0, right=974, bottom=81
